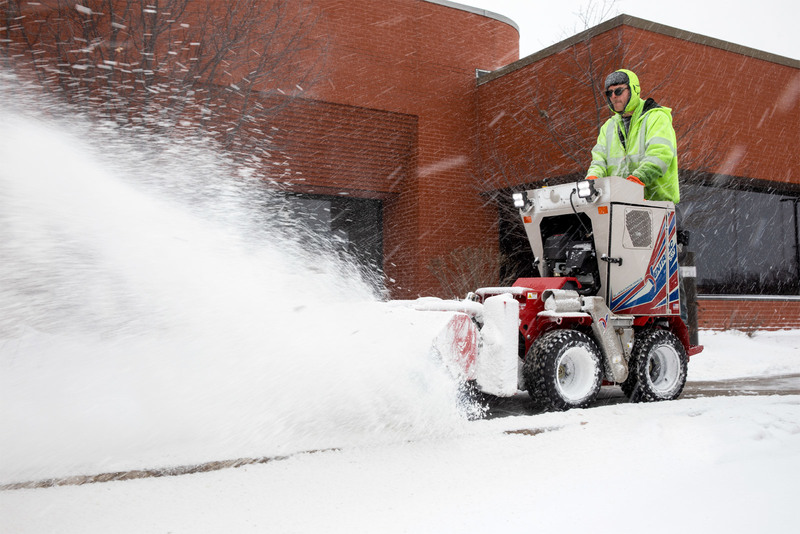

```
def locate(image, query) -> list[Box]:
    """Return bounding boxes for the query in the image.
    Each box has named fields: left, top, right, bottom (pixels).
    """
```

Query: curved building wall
left=292, top=0, right=520, bottom=296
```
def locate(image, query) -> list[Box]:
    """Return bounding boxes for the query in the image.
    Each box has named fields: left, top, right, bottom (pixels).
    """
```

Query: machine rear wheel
left=624, top=329, right=688, bottom=402
left=523, top=329, right=602, bottom=411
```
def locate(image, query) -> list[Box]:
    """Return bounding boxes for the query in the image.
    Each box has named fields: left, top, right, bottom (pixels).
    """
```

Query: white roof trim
left=422, top=0, right=520, bottom=32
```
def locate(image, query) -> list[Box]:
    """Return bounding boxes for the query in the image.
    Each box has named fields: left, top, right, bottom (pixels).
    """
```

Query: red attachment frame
left=505, top=277, right=703, bottom=359
left=506, top=278, right=590, bottom=355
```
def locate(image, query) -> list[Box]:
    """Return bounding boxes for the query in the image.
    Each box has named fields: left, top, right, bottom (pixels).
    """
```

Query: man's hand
left=626, top=175, right=645, bottom=186
left=587, top=175, right=598, bottom=180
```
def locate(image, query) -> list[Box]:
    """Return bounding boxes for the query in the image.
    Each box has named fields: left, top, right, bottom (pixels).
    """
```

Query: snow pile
left=689, top=329, right=800, bottom=380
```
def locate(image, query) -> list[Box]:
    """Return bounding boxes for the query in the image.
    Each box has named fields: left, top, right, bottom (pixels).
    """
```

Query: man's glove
left=586, top=175, right=598, bottom=180
left=626, top=175, right=645, bottom=186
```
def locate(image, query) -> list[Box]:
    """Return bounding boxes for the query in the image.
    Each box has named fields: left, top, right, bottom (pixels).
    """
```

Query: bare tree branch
left=1, top=0, right=325, bottom=178
left=467, top=0, right=723, bottom=286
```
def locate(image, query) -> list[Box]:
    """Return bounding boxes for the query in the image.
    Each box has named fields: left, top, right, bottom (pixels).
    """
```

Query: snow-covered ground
left=2, top=329, right=799, bottom=534
left=688, top=329, right=800, bottom=381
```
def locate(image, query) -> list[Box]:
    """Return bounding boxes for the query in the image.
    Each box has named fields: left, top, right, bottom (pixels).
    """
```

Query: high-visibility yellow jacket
left=587, top=69, right=679, bottom=203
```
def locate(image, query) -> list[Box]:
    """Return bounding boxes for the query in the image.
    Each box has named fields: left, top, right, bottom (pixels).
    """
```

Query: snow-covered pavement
left=2, top=329, right=799, bottom=534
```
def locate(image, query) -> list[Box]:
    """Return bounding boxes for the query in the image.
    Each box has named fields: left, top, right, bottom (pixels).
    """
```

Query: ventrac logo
left=598, top=314, right=609, bottom=330
left=650, top=251, right=666, bottom=279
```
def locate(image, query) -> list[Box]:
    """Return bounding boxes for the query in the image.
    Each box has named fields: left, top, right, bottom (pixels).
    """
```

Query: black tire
left=620, top=372, right=637, bottom=398
left=623, top=329, right=688, bottom=403
left=457, top=380, right=490, bottom=420
left=523, top=329, right=602, bottom=411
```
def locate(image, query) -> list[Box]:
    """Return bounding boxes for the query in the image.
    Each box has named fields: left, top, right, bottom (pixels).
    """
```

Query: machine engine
left=541, top=215, right=600, bottom=295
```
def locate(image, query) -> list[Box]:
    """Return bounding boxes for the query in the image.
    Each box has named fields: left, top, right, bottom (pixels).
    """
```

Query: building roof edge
left=422, top=0, right=520, bottom=32
left=477, top=13, right=800, bottom=86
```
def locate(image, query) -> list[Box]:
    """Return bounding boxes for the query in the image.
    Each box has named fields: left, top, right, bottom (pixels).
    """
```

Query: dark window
left=284, top=194, right=383, bottom=270
left=677, top=184, right=800, bottom=295
left=499, top=204, right=537, bottom=283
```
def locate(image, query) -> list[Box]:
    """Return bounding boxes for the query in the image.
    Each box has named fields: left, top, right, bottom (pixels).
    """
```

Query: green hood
left=607, top=69, right=642, bottom=115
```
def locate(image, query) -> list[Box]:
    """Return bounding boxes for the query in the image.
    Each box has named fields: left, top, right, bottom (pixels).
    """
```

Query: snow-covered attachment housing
left=402, top=176, right=702, bottom=412
left=390, top=294, right=519, bottom=397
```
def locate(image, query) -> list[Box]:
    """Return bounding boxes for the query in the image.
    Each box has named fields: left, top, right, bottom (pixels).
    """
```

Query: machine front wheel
left=623, top=329, right=688, bottom=402
left=523, top=329, right=602, bottom=411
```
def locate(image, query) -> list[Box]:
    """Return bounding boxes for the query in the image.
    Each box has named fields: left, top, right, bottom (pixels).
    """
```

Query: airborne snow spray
left=0, top=71, right=474, bottom=484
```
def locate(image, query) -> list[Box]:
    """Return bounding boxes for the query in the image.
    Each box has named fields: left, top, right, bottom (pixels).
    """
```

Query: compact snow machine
left=399, top=176, right=703, bottom=412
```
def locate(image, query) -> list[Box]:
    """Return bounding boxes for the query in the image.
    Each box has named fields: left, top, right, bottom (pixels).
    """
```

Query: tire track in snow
left=0, top=447, right=340, bottom=491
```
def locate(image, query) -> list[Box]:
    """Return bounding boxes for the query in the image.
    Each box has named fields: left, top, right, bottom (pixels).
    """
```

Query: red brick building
left=5, top=0, right=800, bottom=328
left=286, top=1, right=800, bottom=329
left=278, top=0, right=520, bottom=299
left=470, top=12, right=800, bottom=330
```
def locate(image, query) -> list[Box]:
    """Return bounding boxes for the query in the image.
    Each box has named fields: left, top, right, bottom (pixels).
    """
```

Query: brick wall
left=476, top=19, right=800, bottom=189
left=476, top=30, right=626, bottom=188
left=698, top=297, right=800, bottom=331
left=269, top=98, right=417, bottom=197
left=618, top=25, right=800, bottom=187
left=299, top=0, right=520, bottom=297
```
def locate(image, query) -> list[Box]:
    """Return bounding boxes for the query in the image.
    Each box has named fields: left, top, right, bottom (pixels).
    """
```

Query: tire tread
left=523, top=329, right=602, bottom=411
left=625, top=329, right=688, bottom=403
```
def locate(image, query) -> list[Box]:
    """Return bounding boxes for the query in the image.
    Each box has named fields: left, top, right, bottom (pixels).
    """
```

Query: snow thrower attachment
left=390, top=294, right=520, bottom=398
left=399, top=176, right=702, bottom=413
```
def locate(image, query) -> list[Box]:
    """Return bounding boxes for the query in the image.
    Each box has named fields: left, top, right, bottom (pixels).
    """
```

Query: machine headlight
left=576, top=180, right=598, bottom=199
left=512, top=191, right=528, bottom=209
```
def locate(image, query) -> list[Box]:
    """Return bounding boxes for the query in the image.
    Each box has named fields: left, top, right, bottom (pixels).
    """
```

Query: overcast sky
left=458, top=0, right=798, bottom=61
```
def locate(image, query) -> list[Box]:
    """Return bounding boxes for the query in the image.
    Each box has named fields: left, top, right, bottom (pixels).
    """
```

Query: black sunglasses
left=605, top=86, right=628, bottom=98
